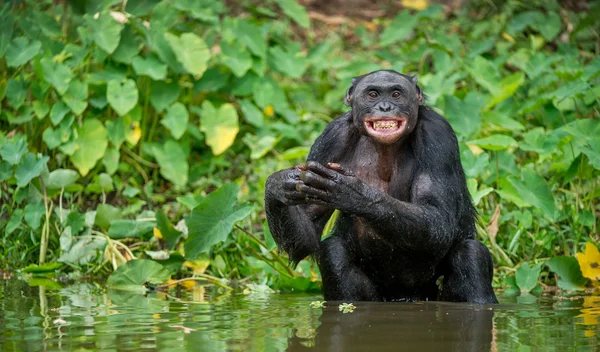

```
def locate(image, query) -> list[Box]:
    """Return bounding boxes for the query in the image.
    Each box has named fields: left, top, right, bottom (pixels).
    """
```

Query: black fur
left=264, top=70, right=497, bottom=303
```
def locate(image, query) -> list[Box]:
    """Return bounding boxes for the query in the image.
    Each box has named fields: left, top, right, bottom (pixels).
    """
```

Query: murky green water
left=0, top=279, right=598, bottom=351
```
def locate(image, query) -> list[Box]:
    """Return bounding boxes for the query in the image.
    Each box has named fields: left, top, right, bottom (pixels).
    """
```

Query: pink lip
left=364, top=117, right=408, bottom=144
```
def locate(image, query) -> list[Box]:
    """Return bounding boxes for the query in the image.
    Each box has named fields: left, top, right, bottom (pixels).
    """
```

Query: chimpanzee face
left=345, top=70, right=423, bottom=145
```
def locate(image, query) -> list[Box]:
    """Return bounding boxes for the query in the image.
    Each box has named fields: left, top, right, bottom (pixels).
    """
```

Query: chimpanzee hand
left=297, top=161, right=376, bottom=214
left=265, top=166, right=311, bottom=206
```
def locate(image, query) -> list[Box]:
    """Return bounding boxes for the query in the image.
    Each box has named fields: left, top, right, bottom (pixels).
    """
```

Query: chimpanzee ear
left=344, top=78, right=357, bottom=107
left=411, top=76, right=424, bottom=105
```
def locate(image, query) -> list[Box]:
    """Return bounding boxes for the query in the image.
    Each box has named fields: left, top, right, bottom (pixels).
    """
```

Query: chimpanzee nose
left=377, top=102, right=392, bottom=112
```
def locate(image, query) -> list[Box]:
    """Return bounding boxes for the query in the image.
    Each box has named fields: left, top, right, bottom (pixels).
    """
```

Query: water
left=0, top=279, right=598, bottom=351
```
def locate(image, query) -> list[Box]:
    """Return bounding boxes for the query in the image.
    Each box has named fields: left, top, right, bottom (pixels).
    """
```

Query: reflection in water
left=288, top=302, right=495, bottom=352
left=0, top=279, right=598, bottom=351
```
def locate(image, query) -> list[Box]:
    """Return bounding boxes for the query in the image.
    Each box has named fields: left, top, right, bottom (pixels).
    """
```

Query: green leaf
left=0, top=137, right=27, bottom=165
left=103, top=147, right=120, bottom=175
left=535, top=11, right=562, bottom=41
left=151, top=140, right=188, bottom=187
left=515, top=261, right=543, bottom=293
left=95, top=204, right=121, bottom=230
left=15, top=153, right=49, bottom=188
left=24, top=203, right=45, bottom=230
left=150, top=81, right=180, bottom=112
left=41, top=58, right=74, bottom=95
left=276, top=0, right=310, bottom=28
left=50, top=101, right=70, bottom=126
left=112, top=24, right=141, bottom=64
left=467, top=134, right=517, bottom=151
left=86, top=11, right=123, bottom=54
left=62, top=79, right=88, bottom=115
left=32, top=101, right=50, bottom=119
left=486, top=72, right=525, bottom=109
left=6, top=37, right=41, bottom=67
left=546, top=256, right=588, bottom=291
left=444, top=92, right=484, bottom=139
left=236, top=20, right=267, bottom=58
left=46, top=169, right=79, bottom=189
left=380, top=10, right=418, bottom=46
left=107, top=79, right=139, bottom=116
left=466, top=56, right=500, bottom=94
left=161, top=102, right=189, bottom=139
left=221, top=40, right=252, bottom=77
left=507, top=169, right=556, bottom=220
left=164, top=32, right=210, bottom=77
left=156, top=210, right=182, bottom=250
left=242, top=134, right=278, bottom=159
left=268, top=45, right=308, bottom=79
left=0, top=161, right=12, bottom=182
left=200, top=101, right=239, bottom=155
left=70, top=118, right=108, bottom=176
left=0, top=13, right=14, bottom=59
left=107, top=259, right=171, bottom=293
left=185, top=184, right=254, bottom=258
left=108, top=219, right=155, bottom=239
left=6, top=209, right=23, bottom=235
left=5, top=77, right=26, bottom=109
left=132, top=54, right=168, bottom=80
left=520, top=127, right=560, bottom=157
left=239, top=99, right=265, bottom=128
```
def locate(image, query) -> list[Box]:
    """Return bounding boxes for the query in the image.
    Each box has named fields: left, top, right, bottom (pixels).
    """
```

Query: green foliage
left=0, top=0, right=598, bottom=292
left=107, top=259, right=171, bottom=293
left=546, top=256, right=588, bottom=291
left=515, top=261, right=543, bottom=293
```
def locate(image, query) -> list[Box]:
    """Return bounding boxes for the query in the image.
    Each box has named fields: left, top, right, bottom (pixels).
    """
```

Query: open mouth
left=364, top=117, right=408, bottom=143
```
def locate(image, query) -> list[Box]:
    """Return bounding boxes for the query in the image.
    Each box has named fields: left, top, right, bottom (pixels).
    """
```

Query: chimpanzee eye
left=368, top=91, right=378, bottom=98
left=392, top=91, right=401, bottom=98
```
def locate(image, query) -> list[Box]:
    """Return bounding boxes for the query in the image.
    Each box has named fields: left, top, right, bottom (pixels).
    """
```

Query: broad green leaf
left=6, top=37, right=41, bottom=67
left=515, top=261, right=542, bottom=293
left=239, top=99, right=265, bottom=128
left=173, top=0, right=224, bottom=23
left=62, top=79, right=88, bottom=115
left=380, top=10, right=418, bottom=46
left=507, top=169, right=556, bottom=220
left=200, top=101, right=239, bottom=155
left=112, top=24, right=141, bottom=64
left=32, top=101, right=50, bottom=119
left=164, top=32, right=210, bottom=77
left=41, top=58, right=74, bottom=95
left=70, top=118, right=108, bottom=176
left=185, top=184, right=254, bottom=258
left=6, top=209, right=23, bottom=235
left=276, top=0, right=310, bottom=28
left=126, top=0, right=161, bottom=16
left=0, top=13, right=14, bottom=59
left=466, top=56, right=500, bottom=94
left=132, top=54, right=167, bottom=80
left=161, top=102, right=188, bottom=139
left=534, top=11, right=562, bottom=41
left=107, top=259, right=171, bottom=293
left=1, top=137, right=28, bottom=165
left=242, top=134, right=278, bottom=159
left=520, top=127, right=560, bottom=157
left=95, top=204, right=121, bottom=230
left=15, top=153, right=49, bottom=188
left=6, top=77, right=26, bottom=109
left=103, top=147, right=120, bottom=175
left=236, top=20, right=267, bottom=58
left=0, top=161, right=12, bottom=182
left=24, top=203, right=45, bottom=230
left=150, top=81, right=180, bottom=112
left=46, top=169, right=79, bottom=189
left=486, top=72, right=525, bottom=109
left=152, top=140, right=188, bottom=187
left=467, top=134, right=517, bottom=151
left=268, top=45, right=308, bottom=79
left=156, top=210, right=182, bottom=250
left=221, top=40, right=252, bottom=77
left=50, top=101, right=70, bottom=126
left=106, top=117, right=126, bottom=148
left=86, top=11, right=123, bottom=54
left=482, top=111, right=524, bottom=131
left=444, top=92, right=484, bottom=139
left=108, top=219, right=155, bottom=239
left=546, top=256, right=588, bottom=291
left=107, top=79, right=138, bottom=116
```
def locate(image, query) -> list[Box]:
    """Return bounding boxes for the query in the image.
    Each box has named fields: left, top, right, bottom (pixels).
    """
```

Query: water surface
left=0, top=279, right=598, bottom=351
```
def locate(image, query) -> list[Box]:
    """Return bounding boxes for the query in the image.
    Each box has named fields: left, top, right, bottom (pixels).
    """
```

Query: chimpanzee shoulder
left=307, top=111, right=359, bottom=162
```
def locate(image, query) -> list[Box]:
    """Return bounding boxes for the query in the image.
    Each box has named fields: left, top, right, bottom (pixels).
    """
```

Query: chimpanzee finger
left=327, top=163, right=355, bottom=176
left=305, top=196, right=329, bottom=206
left=296, top=183, right=329, bottom=199
left=295, top=164, right=308, bottom=171
left=305, top=161, right=338, bottom=179
left=299, top=171, right=336, bottom=190
left=284, top=190, right=306, bottom=201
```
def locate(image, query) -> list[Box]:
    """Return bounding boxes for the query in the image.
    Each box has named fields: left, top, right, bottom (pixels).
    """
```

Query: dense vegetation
left=0, top=0, right=598, bottom=293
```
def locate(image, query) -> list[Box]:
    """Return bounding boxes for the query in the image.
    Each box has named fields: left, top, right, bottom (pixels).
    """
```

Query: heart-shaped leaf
left=107, top=259, right=171, bottom=293
left=276, top=0, right=310, bottom=28
left=6, top=37, right=41, bottom=67
left=164, top=32, right=210, bottom=77
left=41, top=58, right=74, bottom=95
left=86, top=11, right=123, bottom=54
left=107, top=79, right=139, bottom=116
left=132, top=54, right=167, bottom=80
left=200, top=101, right=239, bottom=155
left=161, top=102, right=188, bottom=139
left=151, top=140, right=188, bottom=187
left=150, top=81, right=180, bottom=112
left=515, top=261, right=543, bottom=293
left=46, top=169, right=79, bottom=189
left=546, top=256, right=588, bottom=291
left=185, top=183, right=254, bottom=259
left=70, top=118, right=108, bottom=176
left=15, top=153, right=49, bottom=188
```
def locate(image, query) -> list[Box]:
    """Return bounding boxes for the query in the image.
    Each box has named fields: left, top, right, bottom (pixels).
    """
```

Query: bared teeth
left=373, top=121, right=399, bottom=130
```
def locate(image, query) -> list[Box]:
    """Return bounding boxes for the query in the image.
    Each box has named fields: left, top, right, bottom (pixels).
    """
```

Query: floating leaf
left=15, top=153, right=49, bottom=188
left=547, top=256, right=589, bottom=291
left=577, top=242, right=600, bottom=282
left=6, top=37, right=41, bottom=67
left=200, top=101, right=239, bottom=155
left=185, top=183, right=254, bottom=259
left=107, top=79, right=138, bottom=116
left=515, top=261, right=543, bottom=293
left=151, top=140, right=188, bottom=187
left=107, top=259, right=171, bottom=293
left=86, top=11, right=123, bottom=54
left=161, top=102, right=189, bottom=139
left=70, top=118, right=108, bottom=176
left=164, top=32, right=210, bottom=77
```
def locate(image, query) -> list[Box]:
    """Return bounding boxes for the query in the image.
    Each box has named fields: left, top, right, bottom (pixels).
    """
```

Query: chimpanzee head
left=344, top=70, right=423, bottom=145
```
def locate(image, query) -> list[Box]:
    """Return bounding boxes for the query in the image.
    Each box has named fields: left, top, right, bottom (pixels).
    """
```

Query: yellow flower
left=263, top=105, right=274, bottom=117
left=577, top=242, right=600, bottom=281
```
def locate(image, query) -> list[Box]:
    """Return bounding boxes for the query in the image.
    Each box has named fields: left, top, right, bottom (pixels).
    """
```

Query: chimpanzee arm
left=264, top=113, right=357, bottom=263
left=298, top=109, right=474, bottom=258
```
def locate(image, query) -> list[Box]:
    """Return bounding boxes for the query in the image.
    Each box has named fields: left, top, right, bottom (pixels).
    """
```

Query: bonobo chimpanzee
left=264, top=70, right=498, bottom=303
